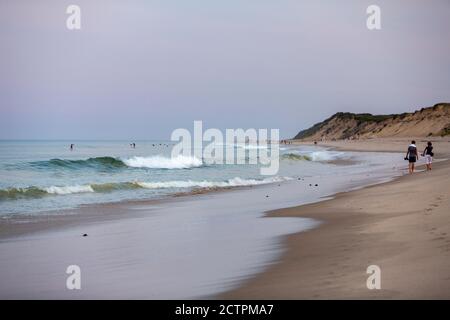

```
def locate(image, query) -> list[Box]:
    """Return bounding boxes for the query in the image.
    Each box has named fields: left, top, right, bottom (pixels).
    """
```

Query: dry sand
left=292, top=136, right=450, bottom=154
left=223, top=138, right=450, bottom=299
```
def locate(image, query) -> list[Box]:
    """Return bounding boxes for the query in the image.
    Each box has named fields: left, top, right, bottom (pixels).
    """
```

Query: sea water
left=0, top=140, right=409, bottom=298
left=0, top=140, right=405, bottom=216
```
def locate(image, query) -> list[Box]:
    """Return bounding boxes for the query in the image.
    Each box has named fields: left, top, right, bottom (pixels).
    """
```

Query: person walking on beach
left=405, top=140, right=419, bottom=174
left=422, top=141, right=434, bottom=171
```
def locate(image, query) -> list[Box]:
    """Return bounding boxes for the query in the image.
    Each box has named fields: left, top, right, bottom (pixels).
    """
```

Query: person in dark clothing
left=422, top=141, right=434, bottom=171
left=405, top=140, right=419, bottom=174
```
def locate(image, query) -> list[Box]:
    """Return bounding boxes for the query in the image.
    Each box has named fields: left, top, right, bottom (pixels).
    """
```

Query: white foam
left=21, top=177, right=290, bottom=198
left=136, top=176, right=291, bottom=189
left=309, top=151, right=344, bottom=161
left=236, top=144, right=269, bottom=150
left=44, top=185, right=94, bottom=195
left=123, top=155, right=203, bottom=169
left=285, top=150, right=344, bottom=162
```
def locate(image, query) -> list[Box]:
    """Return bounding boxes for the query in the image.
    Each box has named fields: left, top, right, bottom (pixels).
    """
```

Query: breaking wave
left=30, top=155, right=203, bottom=171
left=31, top=157, right=127, bottom=170
left=123, top=155, right=202, bottom=169
left=0, top=177, right=291, bottom=201
left=281, top=151, right=344, bottom=162
left=309, top=151, right=344, bottom=161
left=0, top=185, right=95, bottom=200
left=136, top=176, right=291, bottom=189
left=281, top=153, right=312, bottom=161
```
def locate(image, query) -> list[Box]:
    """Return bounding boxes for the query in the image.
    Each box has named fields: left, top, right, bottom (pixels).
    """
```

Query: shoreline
left=0, top=175, right=322, bottom=299
left=0, top=185, right=249, bottom=240
left=0, top=155, right=374, bottom=239
left=291, top=136, right=450, bottom=153
left=1, top=139, right=448, bottom=298
left=0, top=145, right=409, bottom=299
left=221, top=140, right=450, bottom=299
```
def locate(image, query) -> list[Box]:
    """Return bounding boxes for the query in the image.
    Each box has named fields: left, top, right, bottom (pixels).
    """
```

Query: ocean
left=0, top=140, right=404, bottom=216
left=0, top=140, right=409, bottom=298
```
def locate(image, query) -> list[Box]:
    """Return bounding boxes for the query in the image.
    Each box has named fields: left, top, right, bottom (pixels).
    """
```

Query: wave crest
left=281, top=153, right=312, bottom=161
left=281, top=151, right=344, bottom=162
left=44, top=185, right=94, bottom=195
left=0, top=177, right=291, bottom=201
left=136, top=176, right=291, bottom=189
left=0, top=185, right=94, bottom=200
left=32, top=157, right=126, bottom=170
left=123, top=155, right=203, bottom=169
left=30, top=155, right=203, bottom=170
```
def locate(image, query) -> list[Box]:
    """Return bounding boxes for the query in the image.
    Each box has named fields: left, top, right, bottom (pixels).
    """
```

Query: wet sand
left=1, top=176, right=336, bottom=299
left=223, top=138, right=450, bottom=299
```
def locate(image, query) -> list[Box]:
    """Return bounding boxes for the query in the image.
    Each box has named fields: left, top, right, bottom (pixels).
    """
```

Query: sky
left=1, top=0, right=449, bottom=140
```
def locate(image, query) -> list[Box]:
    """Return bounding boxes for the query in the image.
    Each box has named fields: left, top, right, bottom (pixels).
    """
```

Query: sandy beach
left=293, top=136, right=450, bottom=154
left=1, top=138, right=449, bottom=299
left=2, top=0, right=450, bottom=304
left=223, top=138, right=450, bottom=299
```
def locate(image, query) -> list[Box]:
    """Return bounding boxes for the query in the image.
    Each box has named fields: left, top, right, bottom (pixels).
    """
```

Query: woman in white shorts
left=422, top=141, right=434, bottom=171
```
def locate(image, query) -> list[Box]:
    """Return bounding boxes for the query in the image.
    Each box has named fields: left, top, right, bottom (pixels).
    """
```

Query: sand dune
left=294, top=103, right=450, bottom=141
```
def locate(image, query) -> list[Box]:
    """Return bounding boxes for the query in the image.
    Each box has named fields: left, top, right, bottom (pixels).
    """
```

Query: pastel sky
left=1, top=0, right=449, bottom=140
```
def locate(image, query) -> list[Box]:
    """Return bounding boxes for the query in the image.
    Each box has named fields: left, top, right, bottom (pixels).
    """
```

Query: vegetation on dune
left=294, top=112, right=395, bottom=139
left=440, top=124, right=450, bottom=137
left=294, top=122, right=326, bottom=140
left=333, top=112, right=395, bottom=123
left=293, top=113, right=336, bottom=140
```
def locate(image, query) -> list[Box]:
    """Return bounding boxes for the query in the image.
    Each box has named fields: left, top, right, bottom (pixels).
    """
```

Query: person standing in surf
left=405, top=140, right=419, bottom=174
left=422, top=141, right=434, bottom=171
